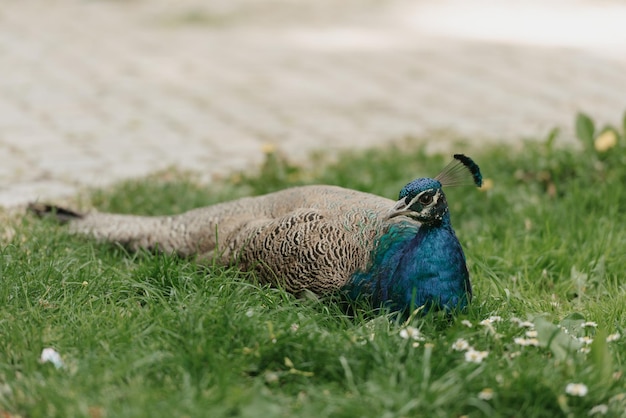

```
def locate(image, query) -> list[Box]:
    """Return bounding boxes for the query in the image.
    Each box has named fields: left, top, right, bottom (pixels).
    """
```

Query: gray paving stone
left=1, top=0, right=626, bottom=208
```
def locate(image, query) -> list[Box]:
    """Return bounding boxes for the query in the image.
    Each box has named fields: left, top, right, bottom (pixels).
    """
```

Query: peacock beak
left=387, top=199, right=411, bottom=220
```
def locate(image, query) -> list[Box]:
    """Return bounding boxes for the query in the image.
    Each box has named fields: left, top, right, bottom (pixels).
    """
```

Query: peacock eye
left=418, top=193, right=433, bottom=205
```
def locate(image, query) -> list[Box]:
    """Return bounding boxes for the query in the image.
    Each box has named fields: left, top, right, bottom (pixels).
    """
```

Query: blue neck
left=344, top=215, right=471, bottom=315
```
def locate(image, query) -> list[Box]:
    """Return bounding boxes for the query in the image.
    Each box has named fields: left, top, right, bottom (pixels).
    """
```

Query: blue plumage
left=344, top=155, right=480, bottom=315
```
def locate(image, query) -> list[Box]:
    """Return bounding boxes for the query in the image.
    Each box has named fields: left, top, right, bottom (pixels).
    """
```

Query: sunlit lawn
left=1, top=114, right=625, bottom=417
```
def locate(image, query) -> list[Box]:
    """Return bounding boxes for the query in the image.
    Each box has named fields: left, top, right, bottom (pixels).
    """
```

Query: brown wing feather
left=31, top=185, right=395, bottom=294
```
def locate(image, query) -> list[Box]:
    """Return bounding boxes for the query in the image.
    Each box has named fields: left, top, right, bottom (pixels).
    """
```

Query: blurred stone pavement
left=1, top=0, right=626, bottom=207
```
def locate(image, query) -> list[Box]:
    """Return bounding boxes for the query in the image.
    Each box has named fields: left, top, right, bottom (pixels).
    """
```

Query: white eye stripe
left=407, top=190, right=439, bottom=208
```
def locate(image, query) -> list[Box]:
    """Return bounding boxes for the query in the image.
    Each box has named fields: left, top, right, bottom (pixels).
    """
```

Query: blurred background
left=1, top=0, right=625, bottom=207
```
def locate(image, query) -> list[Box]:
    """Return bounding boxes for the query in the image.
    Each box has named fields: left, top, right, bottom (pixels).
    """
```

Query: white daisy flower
left=478, top=388, right=494, bottom=400
left=582, top=321, right=598, bottom=328
left=565, top=383, right=588, bottom=397
left=451, top=338, right=470, bottom=351
left=479, top=316, right=502, bottom=326
left=399, top=326, right=424, bottom=341
left=461, top=319, right=473, bottom=328
left=464, top=348, right=489, bottom=364
left=606, top=333, right=620, bottom=342
left=514, top=337, right=539, bottom=347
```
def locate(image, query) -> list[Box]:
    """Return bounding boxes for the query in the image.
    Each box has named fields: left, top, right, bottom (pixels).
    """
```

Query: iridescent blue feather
left=344, top=154, right=481, bottom=316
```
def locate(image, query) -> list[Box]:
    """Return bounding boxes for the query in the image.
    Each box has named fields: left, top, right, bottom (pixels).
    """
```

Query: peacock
left=29, top=154, right=482, bottom=316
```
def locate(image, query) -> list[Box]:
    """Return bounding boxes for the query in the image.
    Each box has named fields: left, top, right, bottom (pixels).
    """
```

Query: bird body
left=347, top=217, right=470, bottom=314
left=31, top=155, right=482, bottom=315
left=45, top=186, right=401, bottom=295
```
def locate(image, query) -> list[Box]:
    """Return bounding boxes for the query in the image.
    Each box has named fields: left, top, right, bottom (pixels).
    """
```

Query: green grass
left=1, top=119, right=626, bottom=417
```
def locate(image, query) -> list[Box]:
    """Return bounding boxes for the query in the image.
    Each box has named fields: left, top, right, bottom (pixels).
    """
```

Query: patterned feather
left=29, top=155, right=482, bottom=316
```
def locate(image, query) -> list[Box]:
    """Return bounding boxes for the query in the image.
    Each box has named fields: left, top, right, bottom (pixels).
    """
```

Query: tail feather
left=27, top=202, right=215, bottom=258
left=27, top=203, right=85, bottom=223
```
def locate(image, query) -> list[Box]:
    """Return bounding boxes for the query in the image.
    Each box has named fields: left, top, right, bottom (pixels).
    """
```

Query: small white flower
left=479, top=316, right=501, bottom=326
left=412, top=342, right=420, bottom=348
left=525, top=330, right=538, bottom=338
left=565, top=383, right=588, bottom=397
left=399, top=326, right=424, bottom=341
left=479, top=315, right=502, bottom=326
left=40, top=348, right=64, bottom=369
left=518, top=321, right=534, bottom=328
left=451, top=338, right=470, bottom=351
left=606, top=333, right=620, bottom=342
left=579, top=347, right=591, bottom=354
left=245, top=309, right=254, bottom=317
left=461, top=319, right=473, bottom=328
left=582, top=321, right=598, bottom=328
left=479, top=319, right=498, bottom=336
left=514, top=337, right=539, bottom=347
left=578, top=336, right=594, bottom=345
left=587, top=404, right=609, bottom=416
left=509, top=317, right=521, bottom=325
left=478, top=388, right=494, bottom=400
left=513, top=337, right=527, bottom=346
left=464, top=348, right=489, bottom=364
left=290, top=323, right=299, bottom=332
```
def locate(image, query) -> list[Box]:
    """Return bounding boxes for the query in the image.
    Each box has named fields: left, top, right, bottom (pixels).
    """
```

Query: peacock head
left=389, top=178, right=448, bottom=226
left=387, top=154, right=483, bottom=226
